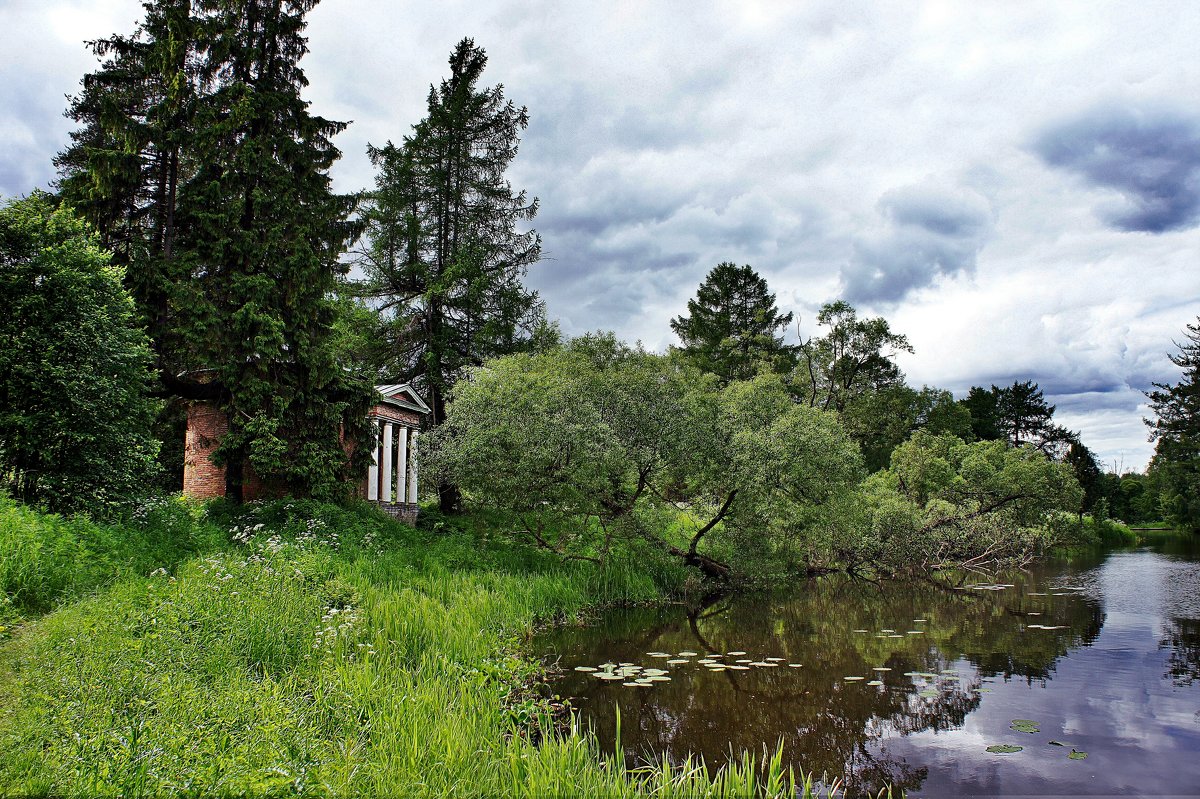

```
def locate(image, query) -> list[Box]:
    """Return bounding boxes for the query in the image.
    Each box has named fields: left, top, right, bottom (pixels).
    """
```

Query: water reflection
left=536, top=538, right=1200, bottom=796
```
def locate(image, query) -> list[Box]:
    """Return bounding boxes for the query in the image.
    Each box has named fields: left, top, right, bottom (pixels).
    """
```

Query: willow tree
left=56, top=0, right=374, bottom=501
left=360, top=38, right=544, bottom=511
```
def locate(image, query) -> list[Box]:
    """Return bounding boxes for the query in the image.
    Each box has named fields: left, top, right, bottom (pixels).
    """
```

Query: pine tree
left=57, top=0, right=374, bottom=501
left=670, top=262, right=797, bottom=384
left=1146, top=318, right=1200, bottom=531
left=360, top=38, right=544, bottom=512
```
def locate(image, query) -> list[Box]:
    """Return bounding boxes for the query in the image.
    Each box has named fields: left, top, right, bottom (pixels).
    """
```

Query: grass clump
left=0, top=494, right=224, bottom=617
left=1, top=498, right=847, bottom=796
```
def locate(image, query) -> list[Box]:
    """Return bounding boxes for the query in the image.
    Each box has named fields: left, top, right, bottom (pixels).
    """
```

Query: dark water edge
left=534, top=533, right=1200, bottom=797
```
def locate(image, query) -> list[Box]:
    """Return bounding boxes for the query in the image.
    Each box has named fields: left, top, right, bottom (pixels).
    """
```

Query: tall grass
left=0, top=498, right=857, bottom=796
left=0, top=494, right=224, bottom=615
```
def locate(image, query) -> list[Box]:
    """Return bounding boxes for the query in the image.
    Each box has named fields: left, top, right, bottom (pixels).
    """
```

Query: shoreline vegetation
left=0, top=494, right=1164, bottom=797
left=0, top=494, right=857, bottom=797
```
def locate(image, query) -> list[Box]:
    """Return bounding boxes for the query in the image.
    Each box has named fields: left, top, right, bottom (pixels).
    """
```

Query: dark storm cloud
left=1034, top=103, right=1200, bottom=233
left=840, top=182, right=993, bottom=304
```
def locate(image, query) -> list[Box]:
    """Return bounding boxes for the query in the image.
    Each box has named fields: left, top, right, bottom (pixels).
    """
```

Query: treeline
left=1, top=0, right=1196, bottom=556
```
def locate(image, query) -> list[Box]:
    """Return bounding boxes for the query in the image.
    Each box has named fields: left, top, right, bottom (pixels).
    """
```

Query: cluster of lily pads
left=572, top=650, right=809, bottom=686
left=986, top=719, right=1088, bottom=760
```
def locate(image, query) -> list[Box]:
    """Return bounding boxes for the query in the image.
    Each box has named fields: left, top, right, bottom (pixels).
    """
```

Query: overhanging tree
left=669, top=262, right=797, bottom=383
left=359, top=37, right=544, bottom=511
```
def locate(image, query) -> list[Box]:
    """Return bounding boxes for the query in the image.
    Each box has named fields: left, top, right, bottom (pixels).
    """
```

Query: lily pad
left=678, top=651, right=697, bottom=657
left=666, top=659, right=689, bottom=665
left=913, top=618, right=927, bottom=622
left=919, top=689, right=939, bottom=698
left=986, top=744, right=1023, bottom=754
left=727, top=664, right=750, bottom=670
left=906, top=630, right=925, bottom=634
left=1068, top=750, right=1088, bottom=760
left=872, top=667, right=892, bottom=671
left=727, top=651, right=747, bottom=656
left=1010, top=719, right=1040, bottom=734
left=844, top=676, right=865, bottom=681
left=867, top=680, right=883, bottom=686
left=789, top=663, right=803, bottom=668
left=853, top=629, right=869, bottom=633
left=1048, top=740, right=1070, bottom=747
left=574, top=666, right=597, bottom=672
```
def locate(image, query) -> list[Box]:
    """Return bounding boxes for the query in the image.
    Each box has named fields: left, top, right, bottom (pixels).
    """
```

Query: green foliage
left=56, top=0, right=375, bottom=502
left=794, top=301, right=914, bottom=413
left=1145, top=317, right=1200, bottom=532
left=670, top=262, right=797, bottom=383
left=427, top=335, right=863, bottom=582
left=841, top=385, right=973, bottom=472
left=958, top=381, right=1074, bottom=456
left=831, top=432, right=1084, bottom=574
left=0, top=194, right=161, bottom=513
left=359, top=38, right=544, bottom=512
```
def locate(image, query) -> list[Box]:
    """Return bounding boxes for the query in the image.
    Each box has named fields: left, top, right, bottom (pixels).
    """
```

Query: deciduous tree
left=0, top=194, right=160, bottom=513
left=794, top=301, right=913, bottom=412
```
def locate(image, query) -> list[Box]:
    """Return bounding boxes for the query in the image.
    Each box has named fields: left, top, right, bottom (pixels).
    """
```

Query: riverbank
left=0, top=496, right=833, bottom=797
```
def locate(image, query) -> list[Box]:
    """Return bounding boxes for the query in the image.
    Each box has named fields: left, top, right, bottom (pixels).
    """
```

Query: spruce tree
left=360, top=38, right=544, bottom=512
left=57, top=0, right=374, bottom=501
left=1146, top=318, right=1200, bottom=531
left=670, top=262, right=797, bottom=384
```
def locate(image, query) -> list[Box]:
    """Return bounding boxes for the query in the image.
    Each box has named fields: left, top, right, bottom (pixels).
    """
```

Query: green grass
left=0, top=498, right=846, bottom=797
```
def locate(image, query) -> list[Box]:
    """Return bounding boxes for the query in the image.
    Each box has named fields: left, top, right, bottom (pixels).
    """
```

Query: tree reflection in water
left=538, top=565, right=1105, bottom=795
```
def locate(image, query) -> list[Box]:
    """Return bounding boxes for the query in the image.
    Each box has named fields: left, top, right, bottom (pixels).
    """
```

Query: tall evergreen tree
left=670, top=262, right=797, bottom=383
left=360, top=37, right=544, bottom=511
left=56, top=0, right=374, bottom=502
left=1145, top=318, right=1200, bottom=531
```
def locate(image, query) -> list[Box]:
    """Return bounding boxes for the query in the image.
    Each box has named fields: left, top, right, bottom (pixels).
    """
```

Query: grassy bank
left=0, top=497, right=836, bottom=797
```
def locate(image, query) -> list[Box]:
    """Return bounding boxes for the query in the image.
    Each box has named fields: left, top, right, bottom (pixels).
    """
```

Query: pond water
left=535, top=533, right=1200, bottom=796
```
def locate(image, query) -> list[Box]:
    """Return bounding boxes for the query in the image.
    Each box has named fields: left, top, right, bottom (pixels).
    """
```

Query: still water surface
left=536, top=534, right=1200, bottom=796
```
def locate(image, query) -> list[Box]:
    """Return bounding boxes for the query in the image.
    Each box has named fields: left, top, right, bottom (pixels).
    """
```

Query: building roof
left=375, top=383, right=431, bottom=415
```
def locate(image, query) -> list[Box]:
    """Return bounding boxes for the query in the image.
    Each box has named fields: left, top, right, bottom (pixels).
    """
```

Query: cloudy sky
left=3, top=0, right=1199, bottom=470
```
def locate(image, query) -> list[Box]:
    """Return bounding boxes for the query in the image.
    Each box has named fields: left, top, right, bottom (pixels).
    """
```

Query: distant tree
left=359, top=38, right=544, bottom=512
left=794, top=301, right=913, bottom=412
left=959, top=381, right=1073, bottom=456
left=1063, top=440, right=1104, bottom=513
left=55, top=0, right=374, bottom=502
left=670, top=262, right=797, bottom=383
left=0, top=194, right=160, bottom=513
left=1145, top=318, right=1200, bottom=531
left=960, top=385, right=1002, bottom=441
left=842, top=385, right=973, bottom=472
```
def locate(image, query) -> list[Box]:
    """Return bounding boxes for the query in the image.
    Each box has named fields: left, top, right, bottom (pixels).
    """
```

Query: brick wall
left=183, top=401, right=228, bottom=499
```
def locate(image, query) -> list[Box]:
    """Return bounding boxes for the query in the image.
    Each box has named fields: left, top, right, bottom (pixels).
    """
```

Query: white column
left=396, top=426, right=409, bottom=505
left=366, top=420, right=380, bottom=501
left=381, top=422, right=394, bottom=503
left=407, top=430, right=419, bottom=504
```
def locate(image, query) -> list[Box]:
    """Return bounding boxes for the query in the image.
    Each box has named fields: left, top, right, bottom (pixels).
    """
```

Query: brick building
left=182, top=383, right=430, bottom=523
